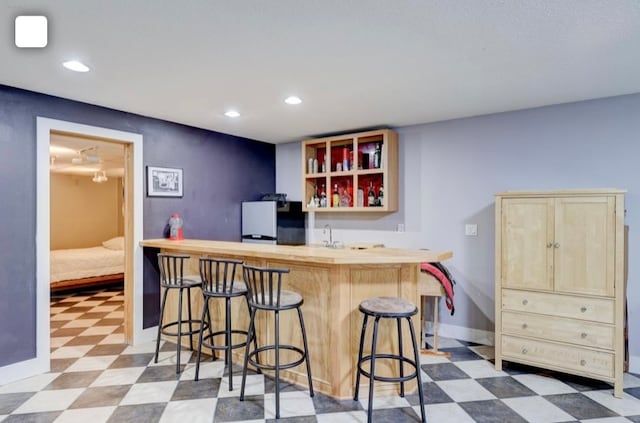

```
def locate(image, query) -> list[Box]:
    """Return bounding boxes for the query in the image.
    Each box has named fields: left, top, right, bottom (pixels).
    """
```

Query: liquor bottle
left=313, top=183, right=320, bottom=207
left=342, top=147, right=349, bottom=171
left=378, top=183, right=384, bottom=207
left=367, top=181, right=376, bottom=206
left=332, top=184, right=340, bottom=207
left=373, top=143, right=382, bottom=168
left=320, top=184, right=327, bottom=207
left=308, top=157, right=314, bottom=174
left=321, top=154, right=327, bottom=173
left=312, top=158, right=318, bottom=174
left=357, top=187, right=364, bottom=207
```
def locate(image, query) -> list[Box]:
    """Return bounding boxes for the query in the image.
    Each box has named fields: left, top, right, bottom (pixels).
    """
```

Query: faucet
left=322, top=224, right=343, bottom=248
left=323, top=224, right=333, bottom=247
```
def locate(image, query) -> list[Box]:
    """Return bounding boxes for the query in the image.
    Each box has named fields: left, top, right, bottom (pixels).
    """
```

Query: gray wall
left=0, top=85, right=275, bottom=367
left=277, top=93, right=640, bottom=360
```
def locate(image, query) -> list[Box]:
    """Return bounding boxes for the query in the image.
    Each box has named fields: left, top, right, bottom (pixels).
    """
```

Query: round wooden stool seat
left=359, top=296, right=418, bottom=318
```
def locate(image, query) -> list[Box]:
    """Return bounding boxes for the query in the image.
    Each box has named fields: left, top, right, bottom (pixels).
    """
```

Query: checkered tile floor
left=2, top=287, right=640, bottom=422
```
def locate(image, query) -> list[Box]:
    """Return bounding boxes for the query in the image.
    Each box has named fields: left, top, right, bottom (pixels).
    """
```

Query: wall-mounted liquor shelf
left=301, top=129, right=398, bottom=213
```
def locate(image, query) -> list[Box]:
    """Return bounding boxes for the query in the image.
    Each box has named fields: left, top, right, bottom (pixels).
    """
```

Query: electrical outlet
left=465, top=224, right=478, bottom=236
left=397, top=223, right=405, bottom=232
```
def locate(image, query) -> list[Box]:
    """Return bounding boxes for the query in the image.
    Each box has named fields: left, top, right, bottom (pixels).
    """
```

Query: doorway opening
left=30, top=118, right=148, bottom=382
left=49, top=133, right=127, bottom=353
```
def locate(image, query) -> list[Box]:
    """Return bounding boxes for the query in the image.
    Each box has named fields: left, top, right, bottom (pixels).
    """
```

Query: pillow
left=102, top=236, right=124, bottom=250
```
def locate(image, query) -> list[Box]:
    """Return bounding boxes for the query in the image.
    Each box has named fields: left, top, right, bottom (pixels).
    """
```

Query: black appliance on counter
left=241, top=195, right=305, bottom=245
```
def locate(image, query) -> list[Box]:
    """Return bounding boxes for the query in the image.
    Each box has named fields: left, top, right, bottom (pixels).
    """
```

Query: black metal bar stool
left=354, top=296, right=426, bottom=423
left=154, top=253, right=207, bottom=374
left=240, top=264, right=314, bottom=419
left=195, top=257, right=258, bottom=390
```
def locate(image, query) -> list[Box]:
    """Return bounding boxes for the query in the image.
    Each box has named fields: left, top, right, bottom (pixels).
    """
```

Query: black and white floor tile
left=2, top=286, right=640, bottom=422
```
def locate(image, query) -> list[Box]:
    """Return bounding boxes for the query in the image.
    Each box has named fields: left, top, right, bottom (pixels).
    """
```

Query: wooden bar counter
left=140, top=239, right=452, bottom=399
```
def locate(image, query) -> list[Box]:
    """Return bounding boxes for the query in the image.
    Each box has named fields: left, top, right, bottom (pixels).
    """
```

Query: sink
left=348, top=243, right=384, bottom=250
left=305, top=243, right=345, bottom=249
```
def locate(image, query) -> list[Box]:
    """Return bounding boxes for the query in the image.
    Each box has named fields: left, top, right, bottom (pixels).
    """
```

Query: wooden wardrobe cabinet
left=494, top=189, right=626, bottom=397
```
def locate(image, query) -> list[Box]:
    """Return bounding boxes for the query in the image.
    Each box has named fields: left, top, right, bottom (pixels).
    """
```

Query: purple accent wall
left=0, top=84, right=275, bottom=367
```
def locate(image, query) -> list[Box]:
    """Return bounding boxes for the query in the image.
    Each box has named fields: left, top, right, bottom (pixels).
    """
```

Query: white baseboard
left=0, top=356, right=49, bottom=386
left=134, top=326, right=158, bottom=345
left=629, top=355, right=640, bottom=374
left=432, top=322, right=495, bottom=346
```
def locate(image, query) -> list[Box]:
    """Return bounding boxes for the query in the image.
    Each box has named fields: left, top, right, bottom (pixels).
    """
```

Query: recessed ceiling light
left=62, top=60, right=90, bottom=72
left=224, top=110, right=240, bottom=118
left=284, top=96, right=302, bottom=105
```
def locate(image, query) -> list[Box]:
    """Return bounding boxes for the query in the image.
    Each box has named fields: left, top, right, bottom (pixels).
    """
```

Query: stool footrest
left=247, top=345, right=306, bottom=371
left=201, top=329, right=250, bottom=352
left=357, top=353, right=419, bottom=383
left=161, top=320, right=206, bottom=337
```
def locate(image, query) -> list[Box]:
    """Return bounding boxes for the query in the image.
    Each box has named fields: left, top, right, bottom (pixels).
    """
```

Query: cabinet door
left=554, top=196, right=615, bottom=297
left=501, top=198, right=554, bottom=290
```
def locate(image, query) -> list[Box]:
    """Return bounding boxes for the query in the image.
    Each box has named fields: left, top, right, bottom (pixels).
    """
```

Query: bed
left=50, top=236, right=125, bottom=291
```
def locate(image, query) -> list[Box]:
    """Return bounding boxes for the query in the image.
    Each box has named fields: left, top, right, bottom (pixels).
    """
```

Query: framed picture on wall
left=146, top=166, right=183, bottom=197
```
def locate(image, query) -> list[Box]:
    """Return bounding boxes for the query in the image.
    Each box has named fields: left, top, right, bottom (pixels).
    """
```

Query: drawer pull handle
left=580, top=359, right=586, bottom=366
left=580, top=306, right=587, bottom=313
left=581, top=332, right=587, bottom=339
left=547, top=242, right=553, bottom=248
left=522, top=323, right=528, bottom=329
left=554, top=242, right=560, bottom=248
left=522, top=348, right=528, bottom=355
left=522, top=299, right=528, bottom=306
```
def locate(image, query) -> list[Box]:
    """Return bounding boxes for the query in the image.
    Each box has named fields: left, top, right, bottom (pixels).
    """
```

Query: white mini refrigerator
left=241, top=200, right=305, bottom=245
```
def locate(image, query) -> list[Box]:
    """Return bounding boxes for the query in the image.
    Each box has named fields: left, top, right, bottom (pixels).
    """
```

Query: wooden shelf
left=301, top=129, right=398, bottom=212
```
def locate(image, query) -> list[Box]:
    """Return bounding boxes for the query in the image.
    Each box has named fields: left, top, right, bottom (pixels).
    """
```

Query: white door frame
left=0, top=117, right=152, bottom=384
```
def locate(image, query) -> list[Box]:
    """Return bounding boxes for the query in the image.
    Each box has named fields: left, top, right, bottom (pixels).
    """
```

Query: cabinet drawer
left=502, top=311, right=614, bottom=349
left=502, top=335, right=614, bottom=379
left=502, top=289, right=614, bottom=324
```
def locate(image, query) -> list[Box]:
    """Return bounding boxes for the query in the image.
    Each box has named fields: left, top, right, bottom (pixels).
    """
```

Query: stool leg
left=297, top=307, right=314, bottom=397
left=240, top=306, right=256, bottom=401
left=195, top=297, right=209, bottom=381
left=354, top=314, right=369, bottom=401
left=154, top=287, right=169, bottom=364
left=246, top=296, right=260, bottom=371
left=226, top=296, right=233, bottom=390
left=206, top=300, right=216, bottom=361
left=397, top=317, right=405, bottom=397
left=408, top=316, right=426, bottom=423
left=367, top=316, right=381, bottom=423
left=420, top=295, right=426, bottom=349
left=275, top=309, right=281, bottom=419
left=187, top=287, right=194, bottom=351
left=176, top=287, right=184, bottom=374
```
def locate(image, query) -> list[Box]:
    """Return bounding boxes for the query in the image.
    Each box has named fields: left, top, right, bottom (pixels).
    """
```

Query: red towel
left=420, top=262, right=455, bottom=315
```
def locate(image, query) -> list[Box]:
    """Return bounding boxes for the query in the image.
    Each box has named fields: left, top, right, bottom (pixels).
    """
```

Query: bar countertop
left=139, top=238, right=452, bottom=265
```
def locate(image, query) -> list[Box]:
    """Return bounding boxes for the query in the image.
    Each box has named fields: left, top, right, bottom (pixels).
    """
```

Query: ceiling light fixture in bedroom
left=72, top=146, right=102, bottom=165
left=92, top=170, right=108, bottom=183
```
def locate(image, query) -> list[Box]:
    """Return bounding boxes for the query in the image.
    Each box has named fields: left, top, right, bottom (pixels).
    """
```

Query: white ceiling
left=2, top=1, right=639, bottom=144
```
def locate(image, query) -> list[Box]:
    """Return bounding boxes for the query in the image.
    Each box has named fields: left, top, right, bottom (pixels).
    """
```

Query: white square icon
left=15, top=16, right=48, bottom=48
